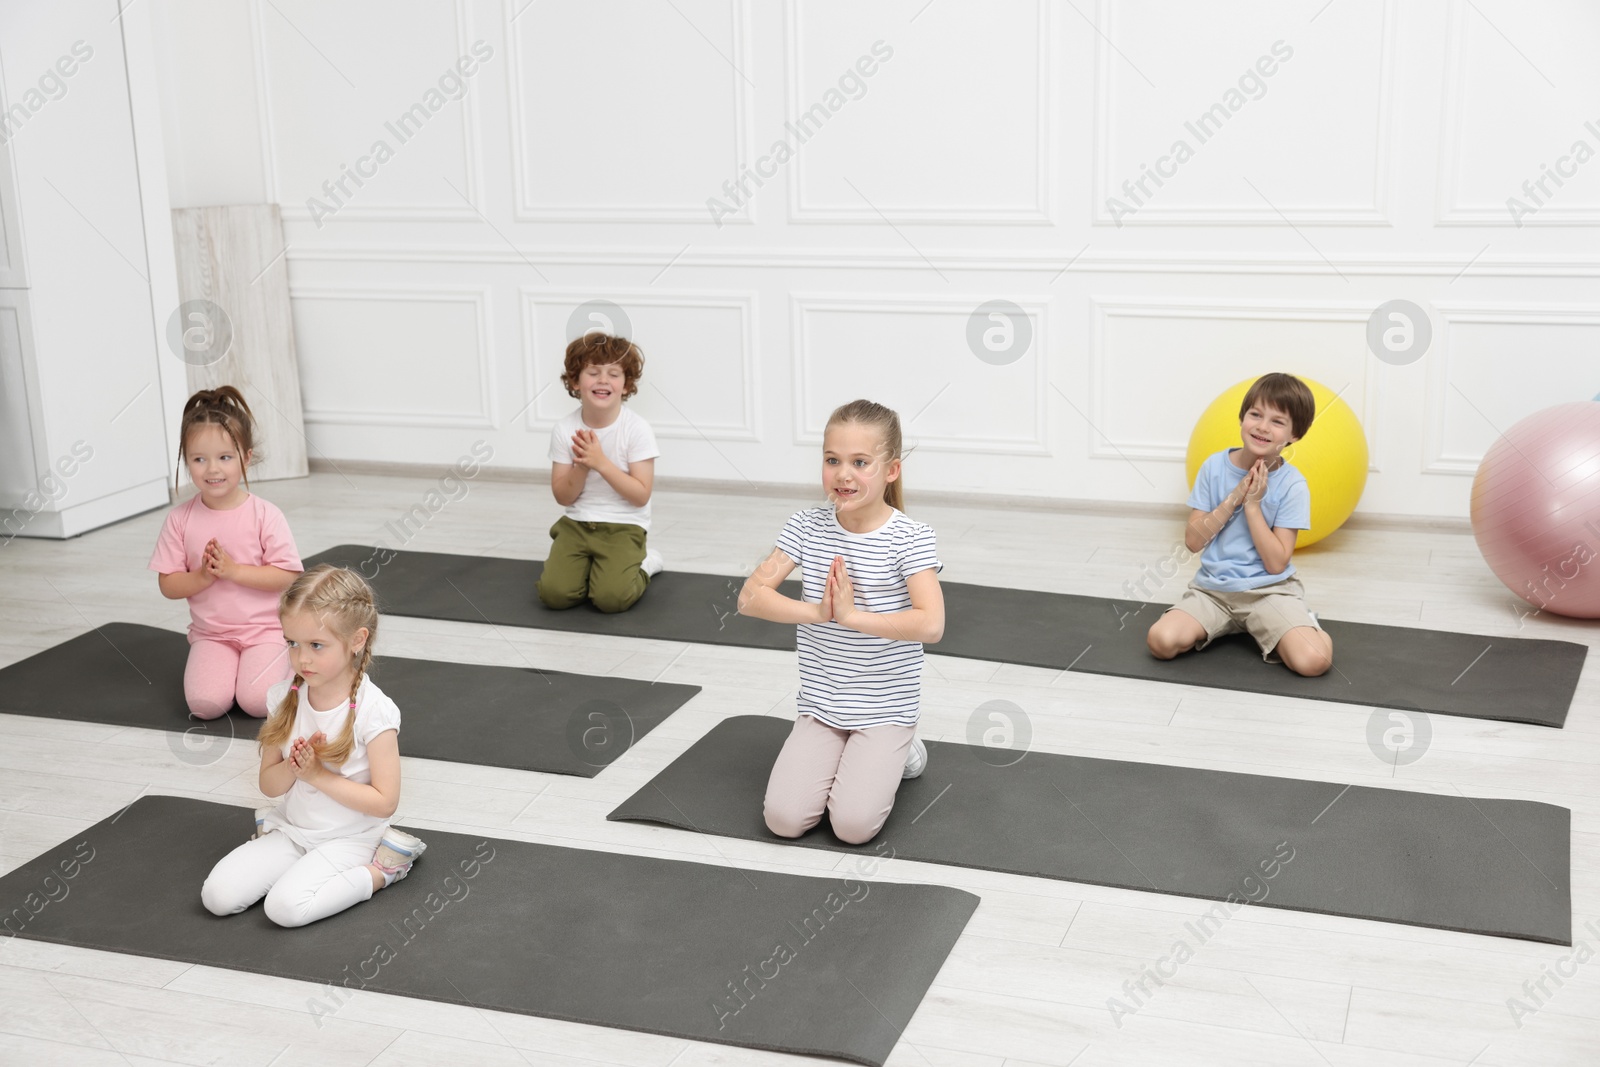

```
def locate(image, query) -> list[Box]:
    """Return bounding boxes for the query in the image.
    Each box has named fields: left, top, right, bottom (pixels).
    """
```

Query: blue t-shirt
left=1187, top=449, right=1311, bottom=591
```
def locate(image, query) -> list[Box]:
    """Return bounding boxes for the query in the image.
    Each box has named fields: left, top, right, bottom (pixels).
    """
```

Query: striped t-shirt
left=776, top=506, right=942, bottom=729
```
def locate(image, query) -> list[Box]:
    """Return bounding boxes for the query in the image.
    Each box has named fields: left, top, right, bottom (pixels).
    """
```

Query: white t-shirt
left=259, top=675, right=402, bottom=850
left=776, top=506, right=942, bottom=729
left=548, top=407, right=661, bottom=530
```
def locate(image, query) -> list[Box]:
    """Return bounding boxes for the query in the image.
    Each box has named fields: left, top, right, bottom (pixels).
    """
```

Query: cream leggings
left=763, top=714, right=916, bottom=845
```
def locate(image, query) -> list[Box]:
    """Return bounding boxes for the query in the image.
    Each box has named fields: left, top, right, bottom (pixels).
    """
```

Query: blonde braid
left=257, top=672, right=304, bottom=752
left=317, top=641, right=372, bottom=767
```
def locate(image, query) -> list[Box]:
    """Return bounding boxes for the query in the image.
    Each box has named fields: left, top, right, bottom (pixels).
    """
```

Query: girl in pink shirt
left=149, top=387, right=303, bottom=718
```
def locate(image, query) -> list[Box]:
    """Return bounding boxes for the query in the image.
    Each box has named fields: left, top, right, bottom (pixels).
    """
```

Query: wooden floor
left=2, top=471, right=1596, bottom=1066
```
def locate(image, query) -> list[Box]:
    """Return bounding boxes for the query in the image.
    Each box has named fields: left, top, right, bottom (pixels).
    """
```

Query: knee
left=1286, top=655, right=1330, bottom=677
left=830, top=813, right=887, bottom=846
left=1293, top=660, right=1331, bottom=678
left=590, top=589, right=641, bottom=615
left=200, top=878, right=250, bottom=917
left=186, top=696, right=233, bottom=720
left=262, top=888, right=310, bottom=928
left=536, top=585, right=581, bottom=610
left=1146, top=626, right=1179, bottom=660
left=763, top=801, right=813, bottom=840
left=236, top=690, right=271, bottom=718
left=1282, top=633, right=1333, bottom=677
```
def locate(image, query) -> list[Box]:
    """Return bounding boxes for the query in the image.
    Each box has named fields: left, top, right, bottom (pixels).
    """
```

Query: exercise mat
left=0, top=623, right=698, bottom=776
left=608, top=716, right=1572, bottom=945
left=0, top=795, right=978, bottom=1066
left=302, top=545, right=1585, bottom=727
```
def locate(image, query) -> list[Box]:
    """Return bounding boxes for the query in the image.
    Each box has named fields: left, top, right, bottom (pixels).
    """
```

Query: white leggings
left=201, top=830, right=377, bottom=928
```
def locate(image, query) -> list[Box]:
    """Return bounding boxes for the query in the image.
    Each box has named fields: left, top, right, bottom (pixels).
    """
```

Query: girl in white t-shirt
left=201, top=565, right=425, bottom=928
left=739, top=399, right=945, bottom=845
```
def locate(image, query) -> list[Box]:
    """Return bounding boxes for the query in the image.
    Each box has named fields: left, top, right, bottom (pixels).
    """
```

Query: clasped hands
left=816, top=555, right=859, bottom=626
left=569, top=429, right=612, bottom=472
left=198, top=538, right=236, bottom=583
left=1230, top=460, right=1270, bottom=512
left=289, top=732, right=329, bottom=783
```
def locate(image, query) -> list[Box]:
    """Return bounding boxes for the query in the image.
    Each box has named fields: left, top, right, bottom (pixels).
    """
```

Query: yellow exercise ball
left=1184, top=377, right=1369, bottom=548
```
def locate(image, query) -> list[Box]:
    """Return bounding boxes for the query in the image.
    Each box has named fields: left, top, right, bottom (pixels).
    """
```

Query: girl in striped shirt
left=739, top=399, right=945, bottom=844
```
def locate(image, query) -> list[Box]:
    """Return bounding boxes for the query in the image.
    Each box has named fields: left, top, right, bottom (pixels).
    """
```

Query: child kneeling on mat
left=740, top=399, right=945, bottom=845
left=537, top=331, right=663, bottom=613
left=150, top=387, right=303, bottom=719
left=201, top=565, right=426, bottom=927
left=1146, top=372, right=1333, bottom=676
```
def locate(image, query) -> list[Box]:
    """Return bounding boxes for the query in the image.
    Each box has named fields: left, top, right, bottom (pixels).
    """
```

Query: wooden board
left=171, top=205, right=307, bottom=482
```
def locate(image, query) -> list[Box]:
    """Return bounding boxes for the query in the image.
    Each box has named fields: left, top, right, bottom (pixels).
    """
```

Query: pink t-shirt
left=148, top=494, right=303, bottom=646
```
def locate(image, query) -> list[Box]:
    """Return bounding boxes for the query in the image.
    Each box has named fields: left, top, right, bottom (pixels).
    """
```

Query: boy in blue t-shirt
left=1146, top=372, right=1333, bottom=676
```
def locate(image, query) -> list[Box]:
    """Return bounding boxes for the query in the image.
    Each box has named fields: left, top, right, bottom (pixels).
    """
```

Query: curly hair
left=560, top=332, right=644, bottom=400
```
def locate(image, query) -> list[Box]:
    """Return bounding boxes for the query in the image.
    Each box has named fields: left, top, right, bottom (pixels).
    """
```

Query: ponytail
left=177, top=386, right=259, bottom=494
left=825, top=399, right=906, bottom=511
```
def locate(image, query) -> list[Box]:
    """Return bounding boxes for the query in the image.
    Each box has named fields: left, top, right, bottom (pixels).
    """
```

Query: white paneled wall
left=1094, top=0, right=1393, bottom=225
left=523, top=289, right=759, bottom=439
left=151, top=0, right=1600, bottom=521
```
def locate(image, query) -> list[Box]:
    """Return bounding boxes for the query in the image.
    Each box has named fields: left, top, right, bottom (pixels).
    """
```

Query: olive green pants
left=536, top=516, right=650, bottom=614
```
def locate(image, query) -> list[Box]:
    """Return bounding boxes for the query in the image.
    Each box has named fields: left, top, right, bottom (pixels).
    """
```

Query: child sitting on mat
left=1146, top=372, right=1333, bottom=676
left=150, top=387, right=302, bottom=718
left=201, top=564, right=426, bottom=927
left=740, top=399, right=945, bottom=845
left=537, top=330, right=663, bottom=613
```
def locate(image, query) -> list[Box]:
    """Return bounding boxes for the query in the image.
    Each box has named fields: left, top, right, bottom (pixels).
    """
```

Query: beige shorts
left=1165, top=576, right=1320, bottom=662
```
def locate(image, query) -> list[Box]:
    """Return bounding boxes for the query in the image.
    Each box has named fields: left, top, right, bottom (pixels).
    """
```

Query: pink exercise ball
left=1471, top=401, right=1600, bottom=618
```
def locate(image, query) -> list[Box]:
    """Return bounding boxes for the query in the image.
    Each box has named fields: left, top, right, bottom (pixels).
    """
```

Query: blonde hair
left=824, top=399, right=906, bottom=512
left=258, top=565, right=378, bottom=767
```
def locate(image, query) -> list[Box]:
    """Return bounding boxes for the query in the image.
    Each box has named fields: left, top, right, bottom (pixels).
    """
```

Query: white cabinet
left=0, top=0, right=172, bottom=540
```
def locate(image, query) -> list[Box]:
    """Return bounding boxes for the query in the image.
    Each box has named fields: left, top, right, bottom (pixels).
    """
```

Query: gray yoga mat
left=0, top=623, right=698, bottom=777
left=0, top=796, right=976, bottom=1065
left=302, top=544, right=1585, bottom=727
left=608, top=716, right=1572, bottom=945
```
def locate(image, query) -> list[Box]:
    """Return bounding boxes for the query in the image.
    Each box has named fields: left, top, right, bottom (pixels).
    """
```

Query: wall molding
left=783, top=0, right=1053, bottom=225
left=1091, top=0, right=1396, bottom=226
left=288, top=283, right=496, bottom=428
left=789, top=292, right=1051, bottom=455
left=1435, top=0, right=1600, bottom=226
left=280, top=243, right=1600, bottom=277
left=1088, top=296, right=1383, bottom=470
left=251, top=0, right=486, bottom=225
left=505, top=0, right=754, bottom=223
left=1423, top=301, right=1600, bottom=474
left=519, top=287, right=761, bottom=441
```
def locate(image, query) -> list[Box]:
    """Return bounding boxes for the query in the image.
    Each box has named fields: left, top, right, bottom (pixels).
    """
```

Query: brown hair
left=177, top=386, right=258, bottom=494
left=1239, top=373, right=1316, bottom=440
left=561, top=332, right=644, bottom=400
left=258, top=565, right=379, bottom=768
left=824, top=399, right=906, bottom=512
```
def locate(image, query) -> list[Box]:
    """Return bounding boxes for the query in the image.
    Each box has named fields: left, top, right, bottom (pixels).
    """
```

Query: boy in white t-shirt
left=537, top=331, right=663, bottom=613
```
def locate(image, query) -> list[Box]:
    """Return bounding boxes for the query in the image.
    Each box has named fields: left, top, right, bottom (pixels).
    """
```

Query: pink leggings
left=185, top=639, right=290, bottom=719
left=763, top=714, right=916, bottom=845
